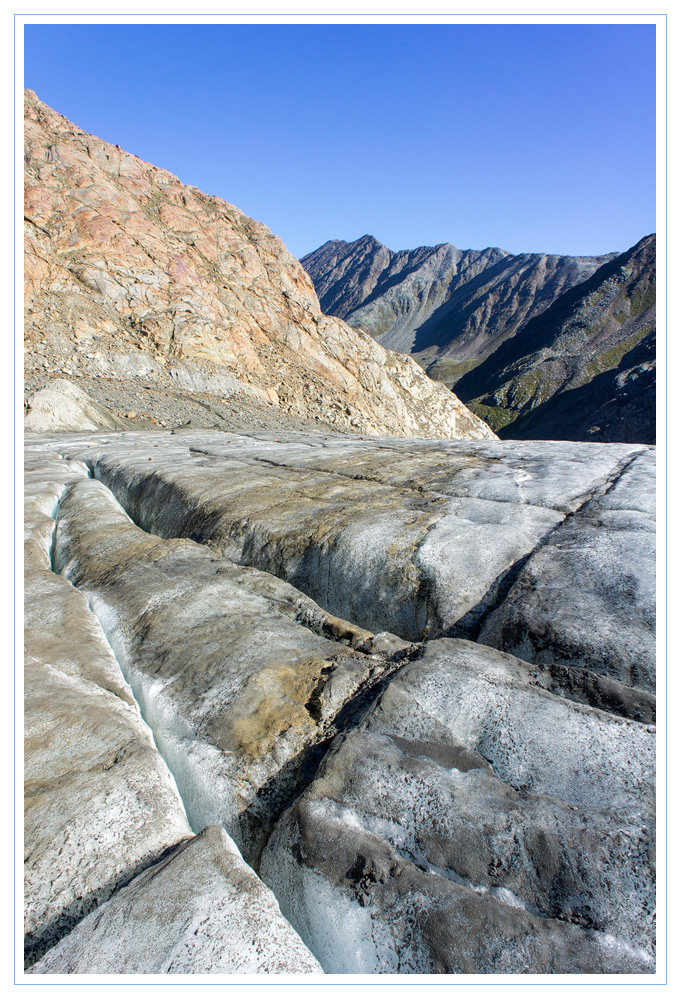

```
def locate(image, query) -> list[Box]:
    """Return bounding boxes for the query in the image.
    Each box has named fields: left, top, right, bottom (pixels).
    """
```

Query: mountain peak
left=302, top=229, right=654, bottom=443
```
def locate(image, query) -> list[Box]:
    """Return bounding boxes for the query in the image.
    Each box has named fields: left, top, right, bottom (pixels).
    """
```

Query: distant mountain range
left=302, top=234, right=655, bottom=444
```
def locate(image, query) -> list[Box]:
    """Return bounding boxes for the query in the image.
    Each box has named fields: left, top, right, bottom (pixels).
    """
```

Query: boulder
left=25, top=379, right=128, bottom=433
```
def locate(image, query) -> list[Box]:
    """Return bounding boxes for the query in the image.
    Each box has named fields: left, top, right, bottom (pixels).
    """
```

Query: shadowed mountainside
left=456, top=234, right=655, bottom=442
left=302, top=233, right=655, bottom=442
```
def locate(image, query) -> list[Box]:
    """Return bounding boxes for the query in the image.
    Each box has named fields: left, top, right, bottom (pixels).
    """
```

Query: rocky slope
left=24, top=90, right=494, bottom=442
left=23, top=89, right=655, bottom=978
left=301, top=236, right=614, bottom=380
left=25, top=429, right=655, bottom=975
left=302, top=234, right=655, bottom=443
left=457, top=234, right=656, bottom=442
left=301, top=237, right=510, bottom=354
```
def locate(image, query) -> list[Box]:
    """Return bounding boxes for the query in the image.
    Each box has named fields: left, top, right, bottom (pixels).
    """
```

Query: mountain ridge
left=301, top=232, right=654, bottom=442
left=460, top=233, right=655, bottom=441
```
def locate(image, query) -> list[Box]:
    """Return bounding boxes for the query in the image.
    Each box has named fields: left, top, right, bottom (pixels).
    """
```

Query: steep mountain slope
left=457, top=234, right=656, bottom=442
left=23, top=90, right=494, bottom=441
left=501, top=330, right=655, bottom=443
left=301, top=236, right=614, bottom=385
left=301, top=237, right=509, bottom=353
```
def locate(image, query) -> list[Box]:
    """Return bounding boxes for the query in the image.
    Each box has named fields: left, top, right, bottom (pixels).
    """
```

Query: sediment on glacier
left=23, top=85, right=654, bottom=982
left=24, top=431, right=655, bottom=975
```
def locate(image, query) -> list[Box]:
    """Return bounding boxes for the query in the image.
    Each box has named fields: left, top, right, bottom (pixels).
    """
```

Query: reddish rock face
left=24, top=89, right=496, bottom=441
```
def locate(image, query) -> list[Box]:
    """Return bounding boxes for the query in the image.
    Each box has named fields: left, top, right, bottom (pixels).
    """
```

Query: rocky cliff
left=23, top=90, right=494, bottom=441
left=23, top=89, right=655, bottom=979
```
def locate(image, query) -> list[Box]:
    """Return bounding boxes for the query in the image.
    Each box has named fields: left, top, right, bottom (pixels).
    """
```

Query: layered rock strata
left=25, top=430, right=655, bottom=974
left=24, top=90, right=494, bottom=441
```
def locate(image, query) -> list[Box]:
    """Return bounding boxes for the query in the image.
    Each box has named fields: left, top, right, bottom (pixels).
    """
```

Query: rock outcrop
left=301, top=234, right=655, bottom=443
left=24, top=378, right=130, bottom=432
left=24, top=90, right=494, bottom=442
left=23, top=87, right=655, bottom=982
left=24, top=429, right=655, bottom=975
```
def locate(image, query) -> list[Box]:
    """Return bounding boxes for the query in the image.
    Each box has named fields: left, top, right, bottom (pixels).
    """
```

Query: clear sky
left=23, top=22, right=656, bottom=260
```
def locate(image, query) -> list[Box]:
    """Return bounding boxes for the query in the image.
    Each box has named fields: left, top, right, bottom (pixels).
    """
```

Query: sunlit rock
left=25, top=379, right=129, bottom=433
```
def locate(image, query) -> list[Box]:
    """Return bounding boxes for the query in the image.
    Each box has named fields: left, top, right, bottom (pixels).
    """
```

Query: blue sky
left=23, top=22, right=656, bottom=259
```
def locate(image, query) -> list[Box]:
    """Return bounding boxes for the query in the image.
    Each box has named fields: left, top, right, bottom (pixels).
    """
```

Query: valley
left=302, top=233, right=655, bottom=443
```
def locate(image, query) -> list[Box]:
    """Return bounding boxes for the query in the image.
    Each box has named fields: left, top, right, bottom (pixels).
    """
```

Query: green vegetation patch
left=579, top=317, right=607, bottom=340
left=466, top=399, right=516, bottom=432
left=504, top=369, right=543, bottom=407
left=584, top=324, right=654, bottom=379
left=629, top=282, right=656, bottom=319
left=425, top=356, right=483, bottom=388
